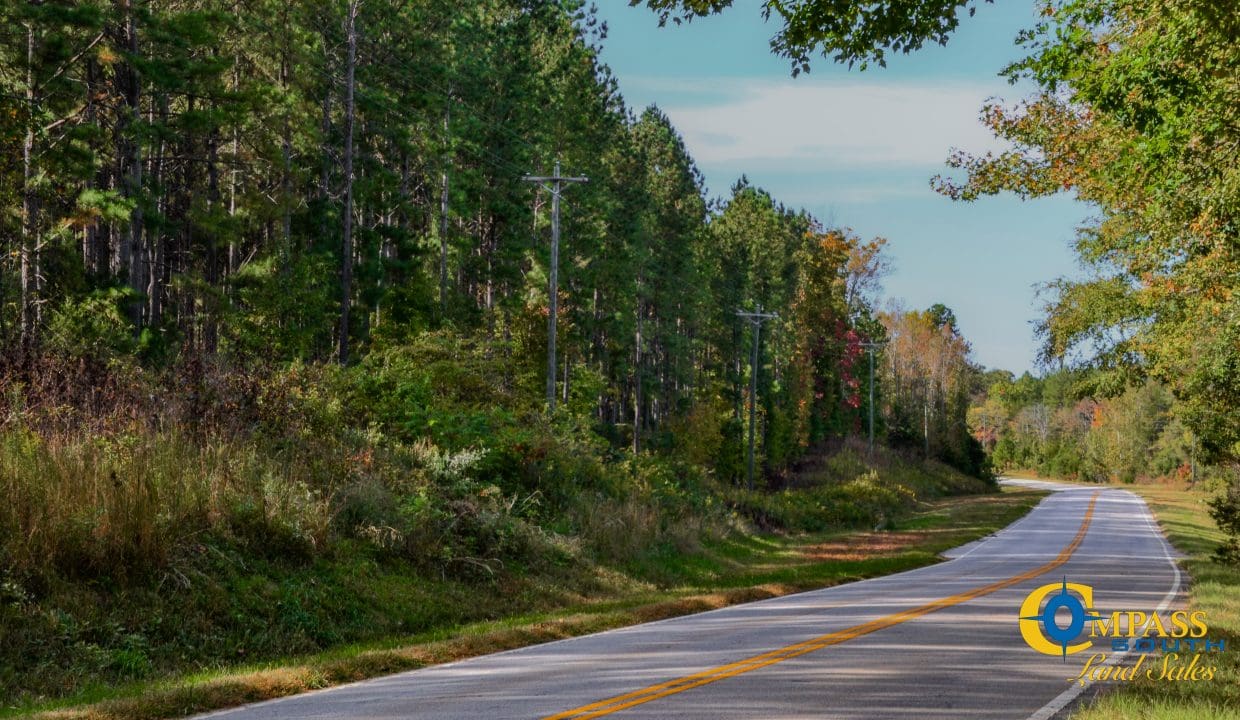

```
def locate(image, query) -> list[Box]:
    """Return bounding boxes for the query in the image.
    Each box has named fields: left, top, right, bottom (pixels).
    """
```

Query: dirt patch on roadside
left=799, top=528, right=956, bottom=561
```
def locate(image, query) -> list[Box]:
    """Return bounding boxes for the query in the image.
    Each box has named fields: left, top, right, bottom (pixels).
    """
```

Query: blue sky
left=591, top=0, right=1092, bottom=374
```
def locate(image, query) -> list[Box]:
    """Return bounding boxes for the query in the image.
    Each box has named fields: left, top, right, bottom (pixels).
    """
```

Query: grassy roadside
left=7, top=486, right=1045, bottom=720
left=1071, top=484, right=1240, bottom=720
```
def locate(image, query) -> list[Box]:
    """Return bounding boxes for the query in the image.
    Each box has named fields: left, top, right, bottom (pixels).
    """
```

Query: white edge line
left=1024, top=490, right=1184, bottom=720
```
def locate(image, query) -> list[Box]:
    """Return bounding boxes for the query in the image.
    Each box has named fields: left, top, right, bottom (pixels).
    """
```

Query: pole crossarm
left=523, top=160, right=588, bottom=412
left=736, top=311, right=779, bottom=322
left=522, top=174, right=590, bottom=186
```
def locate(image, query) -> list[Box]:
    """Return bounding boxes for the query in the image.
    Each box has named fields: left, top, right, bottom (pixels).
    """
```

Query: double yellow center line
left=544, top=492, right=1100, bottom=720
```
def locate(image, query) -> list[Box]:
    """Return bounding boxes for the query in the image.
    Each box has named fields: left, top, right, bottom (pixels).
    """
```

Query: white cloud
left=656, top=78, right=1008, bottom=168
left=772, top=179, right=929, bottom=206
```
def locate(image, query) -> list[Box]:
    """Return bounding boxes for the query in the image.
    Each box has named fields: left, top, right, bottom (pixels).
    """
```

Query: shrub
left=730, top=467, right=918, bottom=532
left=569, top=454, right=723, bottom=562
left=43, top=288, right=140, bottom=361
left=1208, top=479, right=1240, bottom=565
left=663, top=391, right=729, bottom=470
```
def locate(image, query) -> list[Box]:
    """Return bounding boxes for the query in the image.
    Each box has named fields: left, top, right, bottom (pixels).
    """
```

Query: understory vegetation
left=0, top=350, right=993, bottom=712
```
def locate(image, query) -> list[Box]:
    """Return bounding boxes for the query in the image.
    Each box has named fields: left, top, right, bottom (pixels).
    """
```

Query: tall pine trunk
left=227, top=62, right=240, bottom=280
left=118, top=0, right=144, bottom=329
left=83, top=56, right=108, bottom=277
left=633, top=284, right=644, bottom=454
left=438, top=102, right=450, bottom=311
left=204, top=97, right=221, bottom=355
left=147, top=94, right=169, bottom=328
left=20, top=23, right=38, bottom=350
left=280, top=40, right=292, bottom=268
left=337, top=1, right=358, bottom=364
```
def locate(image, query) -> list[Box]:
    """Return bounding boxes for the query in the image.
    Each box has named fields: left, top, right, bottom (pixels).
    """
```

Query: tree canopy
left=934, top=0, right=1240, bottom=462
left=0, top=0, right=984, bottom=485
left=635, top=0, right=994, bottom=71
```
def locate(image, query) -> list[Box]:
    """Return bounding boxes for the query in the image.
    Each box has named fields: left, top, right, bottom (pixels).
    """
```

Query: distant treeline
left=970, top=370, right=1198, bottom=484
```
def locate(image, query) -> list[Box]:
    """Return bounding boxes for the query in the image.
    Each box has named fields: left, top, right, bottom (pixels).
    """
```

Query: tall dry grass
left=0, top=429, right=332, bottom=584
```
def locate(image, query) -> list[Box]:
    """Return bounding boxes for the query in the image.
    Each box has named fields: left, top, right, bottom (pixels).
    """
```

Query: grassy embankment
left=1070, top=483, right=1240, bottom=720
left=3, top=485, right=1043, bottom=720
left=1, top=345, right=1038, bottom=720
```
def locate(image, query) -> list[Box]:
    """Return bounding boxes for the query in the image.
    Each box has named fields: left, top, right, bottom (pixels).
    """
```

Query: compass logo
left=1018, top=578, right=1224, bottom=684
left=1018, top=579, right=1102, bottom=659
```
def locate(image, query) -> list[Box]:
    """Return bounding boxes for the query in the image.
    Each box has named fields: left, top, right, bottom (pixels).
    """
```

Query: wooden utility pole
left=737, top=305, right=778, bottom=491
left=858, top=341, right=887, bottom=455
left=523, top=160, right=588, bottom=411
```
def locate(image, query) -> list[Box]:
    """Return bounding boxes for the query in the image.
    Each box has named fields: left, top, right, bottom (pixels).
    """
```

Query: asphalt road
left=197, top=480, right=1182, bottom=720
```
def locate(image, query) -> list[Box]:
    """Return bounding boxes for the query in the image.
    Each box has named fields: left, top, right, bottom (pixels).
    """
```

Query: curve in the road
left=545, top=492, right=1099, bottom=720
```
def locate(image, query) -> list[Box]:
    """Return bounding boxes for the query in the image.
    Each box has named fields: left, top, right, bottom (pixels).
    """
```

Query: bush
left=324, top=440, right=565, bottom=577
left=731, top=468, right=918, bottom=532
left=1208, top=479, right=1240, bottom=565
left=345, top=333, right=537, bottom=447
left=1039, top=440, right=1083, bottom=479
left=44, top=288, right=140, bottom=361
left=662, top=391, right=729, bottom=470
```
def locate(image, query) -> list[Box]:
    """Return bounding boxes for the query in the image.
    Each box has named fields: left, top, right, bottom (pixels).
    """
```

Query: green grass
left=1071, top=484, right=1240, bottom=720
left=3, top=486, right=1045, bottom=720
